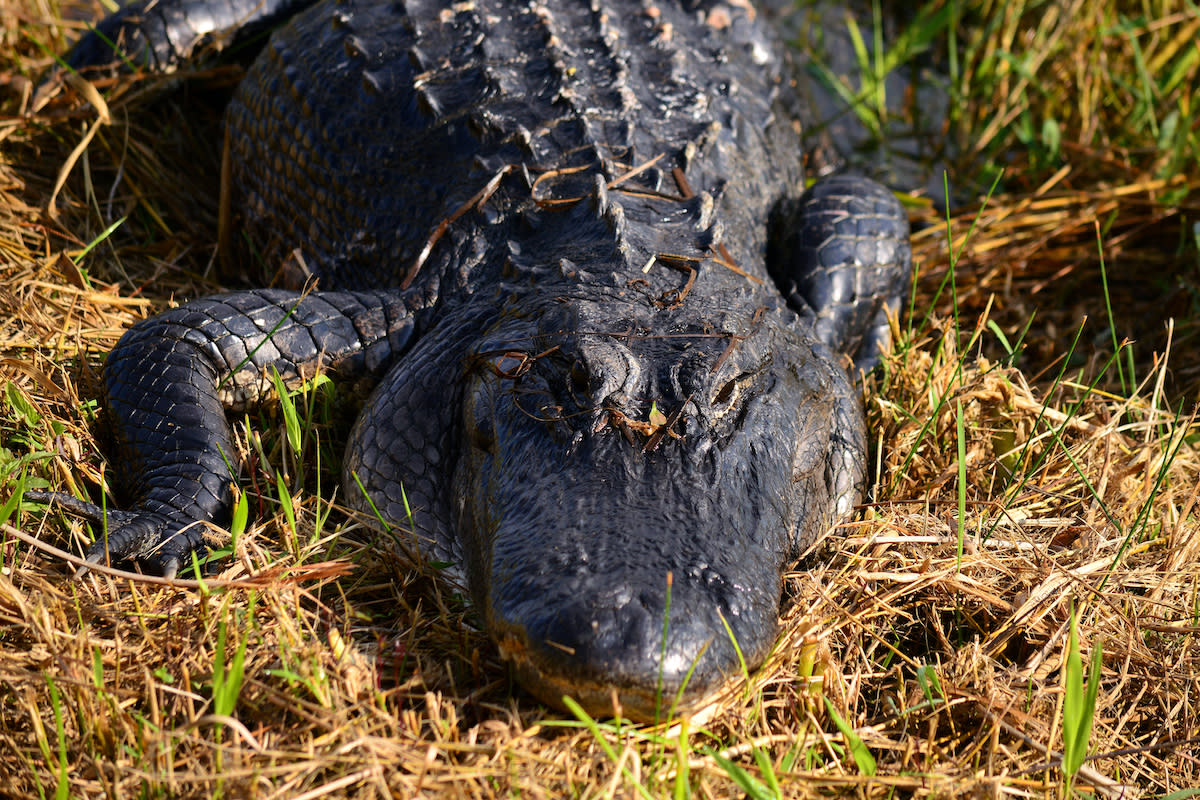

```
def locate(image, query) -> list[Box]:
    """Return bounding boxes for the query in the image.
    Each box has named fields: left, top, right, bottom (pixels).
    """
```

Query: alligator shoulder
left=42, top=0, right=912, bottom=719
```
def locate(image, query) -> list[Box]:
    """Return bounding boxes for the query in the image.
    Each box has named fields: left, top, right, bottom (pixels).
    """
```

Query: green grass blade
left=230, top=489, right=249, bottom=542
left=1062, top=605, right=1102, bottom=789
left=561, top=697, right=653, bottom=800
left=916, top=664, right=945, bottom=709
left=656, top=571, right=672, bottom=723
left=73, top=215, right=127, bottom=266
left=0, top=468, right=25, bottom=529
left=276, top=472, right=296, bottom=537
left=1062, top=609, right=1084, bottom=776
left=752, top=746, right=781, bottom=799
left=269, top=367, right=302, bottom=456
left=672, top=716, right=690, bottom=800
left=212, top=605, right=252, bottom=720
left=955, top=399, right=966, bottom=572
left=41, top=675, right=69, bottom=800
left=824, top=698, right=876, bottom=776
left=708, top=749, right=775, bottom=800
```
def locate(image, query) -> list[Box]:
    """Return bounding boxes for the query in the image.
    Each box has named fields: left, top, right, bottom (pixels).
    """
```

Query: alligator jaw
left=499, top=642, right=715, bottom=722
left=494, top=621, right=755, bottom=722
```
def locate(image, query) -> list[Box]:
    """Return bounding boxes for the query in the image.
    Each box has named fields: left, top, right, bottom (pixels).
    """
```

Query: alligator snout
left=490, top=537, right=781, bottom=718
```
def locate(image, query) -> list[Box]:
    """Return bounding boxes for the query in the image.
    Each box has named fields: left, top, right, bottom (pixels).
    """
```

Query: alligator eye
left=491, top=352, right=530, bottom=379
left=713, top=378, right=737, bottom=406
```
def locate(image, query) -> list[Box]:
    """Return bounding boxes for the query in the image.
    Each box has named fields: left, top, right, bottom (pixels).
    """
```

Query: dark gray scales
left=37, top=0, right=911, bottom=718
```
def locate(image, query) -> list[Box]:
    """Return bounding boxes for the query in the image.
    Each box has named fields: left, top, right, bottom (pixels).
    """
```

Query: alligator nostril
left=569, top=359, right=590, bottom=396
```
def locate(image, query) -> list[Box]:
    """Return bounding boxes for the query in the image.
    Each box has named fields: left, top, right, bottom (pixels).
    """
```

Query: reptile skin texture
left=41, top=0, right=912, bottom=718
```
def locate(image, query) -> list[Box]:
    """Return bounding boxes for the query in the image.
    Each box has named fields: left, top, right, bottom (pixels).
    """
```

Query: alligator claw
left=25, top=490, right=201, bottom=578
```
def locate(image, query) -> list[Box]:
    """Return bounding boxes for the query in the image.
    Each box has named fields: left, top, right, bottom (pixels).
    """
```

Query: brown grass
left=1, top=0, right=1199, bottom=796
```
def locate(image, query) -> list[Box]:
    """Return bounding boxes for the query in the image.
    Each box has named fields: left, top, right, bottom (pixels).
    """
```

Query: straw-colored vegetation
left=1, top=0, right=1197, bottom=796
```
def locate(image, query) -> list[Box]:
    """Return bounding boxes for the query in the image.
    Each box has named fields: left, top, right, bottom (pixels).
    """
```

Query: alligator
left=38, top=0, right=911, bottom=718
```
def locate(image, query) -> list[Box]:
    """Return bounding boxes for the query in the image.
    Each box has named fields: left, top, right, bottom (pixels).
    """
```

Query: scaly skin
left=40, top=0, right=912, bottom=719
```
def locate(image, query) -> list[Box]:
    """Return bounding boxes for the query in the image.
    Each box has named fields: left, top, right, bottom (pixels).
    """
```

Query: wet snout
left=477, top=439, right=787, bottom=720
left=491, top=548, right=782, bottom=719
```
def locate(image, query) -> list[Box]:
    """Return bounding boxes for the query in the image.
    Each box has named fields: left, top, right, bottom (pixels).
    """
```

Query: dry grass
left=1, top=0, right=1199, bottom=797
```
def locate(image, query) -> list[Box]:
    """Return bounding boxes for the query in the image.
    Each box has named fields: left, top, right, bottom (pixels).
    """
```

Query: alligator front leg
left=61, top=0, right=320, bottom=73
left=31, top=288, right=416, bottom=577
left=768, top=174, right=912, bottom=374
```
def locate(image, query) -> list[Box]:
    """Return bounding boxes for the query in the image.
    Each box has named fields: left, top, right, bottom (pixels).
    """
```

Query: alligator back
left=227, top=0, right=798, bottom=298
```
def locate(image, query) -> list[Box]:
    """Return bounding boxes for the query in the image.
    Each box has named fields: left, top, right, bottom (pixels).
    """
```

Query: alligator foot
left=768, top=173, right=912, bottom=373
left=25, top=490, right=209, bottom=579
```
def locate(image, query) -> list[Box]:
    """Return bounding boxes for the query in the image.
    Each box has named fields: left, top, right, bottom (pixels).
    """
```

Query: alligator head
left=443, top=294, right=865, bottom=718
